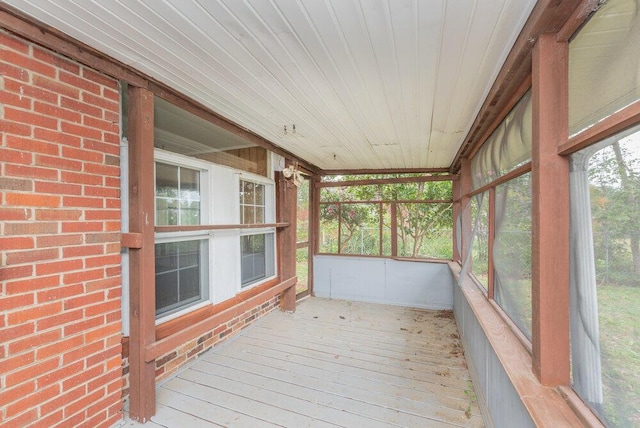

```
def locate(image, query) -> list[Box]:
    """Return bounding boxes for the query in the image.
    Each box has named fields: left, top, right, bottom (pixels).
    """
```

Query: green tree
left=319, top=175, right=453, bottom=258
left=589, top=141, right=640, bottom=285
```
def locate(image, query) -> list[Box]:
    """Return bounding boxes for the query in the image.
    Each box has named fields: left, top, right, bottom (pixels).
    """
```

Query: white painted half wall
left=313, top=255, right=453, bottom=310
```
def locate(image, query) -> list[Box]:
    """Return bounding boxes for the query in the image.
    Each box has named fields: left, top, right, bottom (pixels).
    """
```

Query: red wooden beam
left=127, top=86, right=157, bottom=421
left=487, top=187, right=496, bottom=299
left=531, top=33, right=570, bottom=386
left=459, top=159, right=473, bottom=265
left=316, top=174, right=456, bottom=188
left=276, top=171, right=297, bottom=312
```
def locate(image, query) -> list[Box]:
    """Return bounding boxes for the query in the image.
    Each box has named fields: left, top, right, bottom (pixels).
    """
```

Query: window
left=318, top=178, right=453, bottom=259
left=470, top=192, right=490, bottom=289
left=240, top=180, right=265, bottom=224
left=240, top=233, right=275, bottom=287
left=568, top=0, right=640, bottom=136
left=493, top=173, right=532, bottom=339
left=155, top=151, right=211, bottom=319
left=155, top=239, right=209, bottom=317
left=239, top=178, right=276, bottom=288
left=156, top=162, right=201, bottom=225
left=461, top=91, right=532, bottom=340
left=570, top=125, right=640, bottom=426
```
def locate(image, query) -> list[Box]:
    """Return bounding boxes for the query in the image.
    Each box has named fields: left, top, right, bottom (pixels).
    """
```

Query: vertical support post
left=452, top=178, right=461, bottom=262
left=337, top=203, right=342, bottom=254
left=127, top=86, right=156, bottom=420
left=531, top=33, right=570, bottom=386
left=459, top=159, right=472, bottom=264
left=276, top=170, right=297, bottom=312
left=487, top=187, right=496, bottom=299
left=309, top=175, right=320, bottom=295
left=390, top=203, right=398, bottom=256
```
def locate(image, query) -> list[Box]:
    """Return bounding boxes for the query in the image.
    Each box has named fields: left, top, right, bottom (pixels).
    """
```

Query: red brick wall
left=0, top=30, right=123, bottom=427
left=153, top=296, right=280, bottom=384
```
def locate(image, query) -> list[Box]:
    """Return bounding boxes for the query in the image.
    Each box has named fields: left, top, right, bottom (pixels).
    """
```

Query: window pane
left=180, top=200, right=200, bottom=225
left=243, top=206, right=255, bottom=224
left=155, top=239, right=208, bottom=317
left=255, top=207, right=264, bottom=224
left=156, top=162, right=201, bottom=226
left=156, top=271, right=178, bottom=312
left=493, top=173, right=532, bottom=339
left=339, top=203, right=380, bottom=255
left=570, top=128, right=640, bottom=426
left=156, top=197, right=178, bottom=226
left=296, top=247, right=309, bottom=294
left=397, top=202, right=453, bottom=259
left=241, top=233, right=274, bottom=287
left=382, top=204, right=392, bottom=256
left=155, top=163, right=178, bottom=198
left=243, top=181, right=255, bottom=205
left=319, top=203, right=339, bottom=253
left=569, top=0, right=640, bottom=136
left=296, top=179, right=310, bottom=243
left=180, top=167, right=199, bottom=198
left=471, top=92, right=532, bottom=190
left=255, top=183, right=264, bottom=205
left=471, top=192, right=489, bottom=289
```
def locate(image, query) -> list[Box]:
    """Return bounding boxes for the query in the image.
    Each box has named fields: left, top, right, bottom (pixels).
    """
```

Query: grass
left=295, top=248, right=309, bottom=294
left=597, top=284, right=640, bottom=427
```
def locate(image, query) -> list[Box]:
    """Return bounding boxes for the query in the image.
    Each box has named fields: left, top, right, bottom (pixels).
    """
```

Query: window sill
left=449, top=262, right=602, bottom=427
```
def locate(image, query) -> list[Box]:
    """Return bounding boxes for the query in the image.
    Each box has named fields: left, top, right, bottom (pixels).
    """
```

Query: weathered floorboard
left=116, top=298, right=484, bottom=427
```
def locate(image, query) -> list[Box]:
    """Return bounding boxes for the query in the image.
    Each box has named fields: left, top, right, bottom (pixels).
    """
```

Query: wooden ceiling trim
left=321, top=167, right=450, bottom=176
left=0, top=4, right=319, bottom=174
left=317, top=174, right=457, bottom=188
left=450, top=0, right=592, bottom=173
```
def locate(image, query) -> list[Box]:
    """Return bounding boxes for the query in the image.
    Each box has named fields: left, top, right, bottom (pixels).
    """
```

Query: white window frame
left=239, top=228, right=277, bottom=289
left=237, top=173, right=277, bottom=290
left=154, top=149, right=214, bottom=324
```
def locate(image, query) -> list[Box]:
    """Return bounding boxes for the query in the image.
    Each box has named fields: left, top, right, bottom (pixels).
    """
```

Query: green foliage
left=589, top=142, right=640, bottom=285
left=597, top=285, right=640, bottom=426
left=584, top=138, right=640, bottom=426
left=319, top=176, right=453, bottom=258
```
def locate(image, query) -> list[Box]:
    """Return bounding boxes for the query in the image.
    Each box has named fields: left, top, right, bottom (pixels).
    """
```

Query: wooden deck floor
left=118, top=297, right=484, bottom=427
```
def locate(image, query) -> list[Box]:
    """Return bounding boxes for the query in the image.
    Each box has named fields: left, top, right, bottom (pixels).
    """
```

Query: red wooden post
left=459, top=159, right=472, bottom=264
left=487, top=187, right=496, bottom=299
left=531, top=33, right=570, bottom=386
left=127, top=86, right=157, bottom=420
left=309, top=175, right=320, bottom=295
left=276, top=170, right=297, bottom=312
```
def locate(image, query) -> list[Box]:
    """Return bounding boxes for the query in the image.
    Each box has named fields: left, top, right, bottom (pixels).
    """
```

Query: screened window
left=570, top=125, right=640, bottom=426
left=569, top=0, right=640, bottom=136
left=154, top=153, right=211, bottom=319
left=319, top=178, right=453, bottom=259
left=493, top=173, right=532, bottom=339
left=470, top=192, right=490, bottom=290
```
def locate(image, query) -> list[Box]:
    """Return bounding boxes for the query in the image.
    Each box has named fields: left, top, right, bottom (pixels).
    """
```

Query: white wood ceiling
left=4, top=0, right=536, bottom=171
